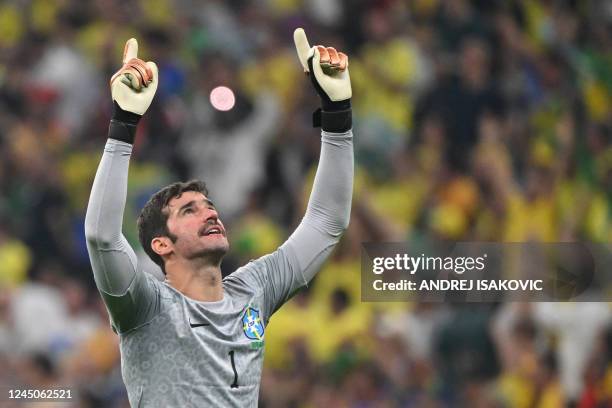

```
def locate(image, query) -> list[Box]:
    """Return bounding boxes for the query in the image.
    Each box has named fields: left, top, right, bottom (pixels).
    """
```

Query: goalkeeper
left=84, top=29, right=353, bottom=407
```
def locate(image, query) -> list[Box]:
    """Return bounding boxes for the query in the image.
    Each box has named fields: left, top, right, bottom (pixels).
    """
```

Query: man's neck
left=164, top=259, right=224, bottom=302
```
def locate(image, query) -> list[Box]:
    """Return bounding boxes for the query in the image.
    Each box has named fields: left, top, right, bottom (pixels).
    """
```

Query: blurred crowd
left=0, top=0, right=611, bottom=406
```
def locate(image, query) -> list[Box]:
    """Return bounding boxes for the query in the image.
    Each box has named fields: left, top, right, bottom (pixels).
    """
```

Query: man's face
left=163, top=191, right=229, bottom=262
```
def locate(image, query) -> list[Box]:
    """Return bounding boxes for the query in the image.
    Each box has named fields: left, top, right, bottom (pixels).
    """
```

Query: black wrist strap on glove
left=312, top=108, right=352, bottom=133
left=108, top=101, right=141, bottom=144
left=306, top=56, right=352, bottom=133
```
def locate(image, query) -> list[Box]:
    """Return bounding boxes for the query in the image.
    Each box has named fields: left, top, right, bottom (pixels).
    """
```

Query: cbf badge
left=242, top=307, right=265, bottom=349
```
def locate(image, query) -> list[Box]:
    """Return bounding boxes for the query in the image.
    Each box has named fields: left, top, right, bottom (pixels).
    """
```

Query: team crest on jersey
left=242, top=307, right=265, bottom=343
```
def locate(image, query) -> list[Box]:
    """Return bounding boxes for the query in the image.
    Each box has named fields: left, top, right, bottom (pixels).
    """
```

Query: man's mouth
left=199, top=225, right=224, bottom=237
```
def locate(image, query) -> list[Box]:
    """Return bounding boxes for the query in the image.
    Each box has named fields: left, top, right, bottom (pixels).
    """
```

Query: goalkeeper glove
left=108, top=38, right=158, bottom=144
left=294, top=28, right=352, bottom=133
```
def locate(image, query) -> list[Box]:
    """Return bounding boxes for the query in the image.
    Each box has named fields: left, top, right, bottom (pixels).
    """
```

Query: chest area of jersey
left=181, top=301, right=266, bottom=351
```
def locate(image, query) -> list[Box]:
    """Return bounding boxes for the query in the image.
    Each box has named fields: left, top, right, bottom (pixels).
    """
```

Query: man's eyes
left=181, top=204, right=215, bottom=215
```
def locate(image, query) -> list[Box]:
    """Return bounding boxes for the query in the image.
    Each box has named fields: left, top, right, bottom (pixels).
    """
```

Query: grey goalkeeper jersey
left=84, top=131, right=353, bottom=407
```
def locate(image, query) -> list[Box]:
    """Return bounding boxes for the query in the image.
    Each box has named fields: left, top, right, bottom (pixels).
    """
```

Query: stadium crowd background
left=0, top=0, right=611, bottom=406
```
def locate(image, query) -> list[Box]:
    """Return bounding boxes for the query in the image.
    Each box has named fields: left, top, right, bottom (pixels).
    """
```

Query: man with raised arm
left=84, top=28, right=353, bottom=407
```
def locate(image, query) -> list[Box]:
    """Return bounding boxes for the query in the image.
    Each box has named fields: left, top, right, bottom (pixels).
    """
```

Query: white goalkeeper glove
left=294, top=28, right=352, bottom=132
left=110, top=38, right=158, bottom=116
left=107, top=38, right=158, bottom=144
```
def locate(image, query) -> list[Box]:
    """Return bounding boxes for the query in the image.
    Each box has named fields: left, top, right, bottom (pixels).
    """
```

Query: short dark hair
left=137, top=180, right=209, bottom=272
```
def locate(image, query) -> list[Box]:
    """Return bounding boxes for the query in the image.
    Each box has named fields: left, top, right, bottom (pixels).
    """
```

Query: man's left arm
left=227, top=29, right=353, bottom=316
left=276, top=126, right=353, bottom=297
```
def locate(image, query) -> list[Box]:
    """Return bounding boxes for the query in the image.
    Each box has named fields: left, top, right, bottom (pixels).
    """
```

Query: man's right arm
left=84, top=39, right=160, bottom=334
left=85, top=137, right=161, bottom=333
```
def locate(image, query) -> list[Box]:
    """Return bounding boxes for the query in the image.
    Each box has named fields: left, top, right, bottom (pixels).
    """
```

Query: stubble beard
left=186, top=236, right=229, bottom=266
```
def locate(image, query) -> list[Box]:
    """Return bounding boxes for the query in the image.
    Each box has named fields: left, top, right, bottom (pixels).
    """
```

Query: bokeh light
left=209, top=86, right=235, bottom=111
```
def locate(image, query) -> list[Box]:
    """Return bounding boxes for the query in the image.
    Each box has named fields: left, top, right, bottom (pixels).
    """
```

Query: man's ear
left=151, top=236, right=173, bottom=258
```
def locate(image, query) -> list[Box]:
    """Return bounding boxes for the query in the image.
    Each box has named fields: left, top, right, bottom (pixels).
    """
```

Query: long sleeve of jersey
left=84, top=138, right=160, bottom=333
left=226, top=129, right=354, bottom=317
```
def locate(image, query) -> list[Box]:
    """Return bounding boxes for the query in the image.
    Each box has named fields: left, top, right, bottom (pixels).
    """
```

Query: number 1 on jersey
left=229, top=350, right=239, bottom=388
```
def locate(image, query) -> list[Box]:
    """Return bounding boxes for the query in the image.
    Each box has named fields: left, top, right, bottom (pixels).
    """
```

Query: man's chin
left=189, top=249, right=227, bottom=266
left=198, top=238, right=230, bottom=259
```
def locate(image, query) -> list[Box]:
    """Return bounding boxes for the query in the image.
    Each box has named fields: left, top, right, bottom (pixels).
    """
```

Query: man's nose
left=203, top=207, right=219, bottom=221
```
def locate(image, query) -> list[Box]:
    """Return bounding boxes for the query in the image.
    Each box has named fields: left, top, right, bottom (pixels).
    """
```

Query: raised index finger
left=293, top=28, right=311, bottom=72
left=122, top=38, right=139, bottom=64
